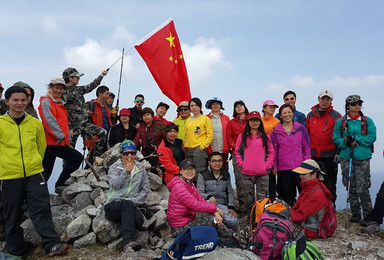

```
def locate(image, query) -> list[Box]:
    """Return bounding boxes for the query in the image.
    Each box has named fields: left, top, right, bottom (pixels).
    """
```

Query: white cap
left=319, top=90, right=333, bottom=99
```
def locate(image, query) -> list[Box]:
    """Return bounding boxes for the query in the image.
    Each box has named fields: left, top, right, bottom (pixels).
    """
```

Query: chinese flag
left=135, top=20, right=191, bottom=105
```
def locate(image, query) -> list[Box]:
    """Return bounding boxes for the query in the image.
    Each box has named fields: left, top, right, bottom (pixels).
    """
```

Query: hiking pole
left=344, top=146, right=354, bottom=228
left=116, top=48, right=124, bottom=108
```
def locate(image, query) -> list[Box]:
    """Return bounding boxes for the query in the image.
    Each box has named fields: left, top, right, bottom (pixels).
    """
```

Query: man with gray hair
left=62, top=67, right=108, bottom=158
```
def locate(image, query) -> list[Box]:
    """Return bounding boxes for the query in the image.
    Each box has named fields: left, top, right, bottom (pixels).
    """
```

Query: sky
left=1, top=1, right=383, bottom=196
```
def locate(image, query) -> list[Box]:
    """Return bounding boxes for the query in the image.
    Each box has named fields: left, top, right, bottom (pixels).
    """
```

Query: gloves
left=346, top=136, right=355, bottom=147
left=334, top=154, right=341, bottom=164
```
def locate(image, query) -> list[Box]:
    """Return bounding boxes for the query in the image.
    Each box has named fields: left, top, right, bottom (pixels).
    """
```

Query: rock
left=90, top=187, right=103, bottom=200
left=73, top=232, right=97, bottom=248
left=50, top=194, right=64, bottom=206
left=71, top=169, right=92, bottom=178
left=377, top=247, right=384, bottom=260
left=148, top=173, right=163, bottom=191
left=87, top=173, right=98, bottom=183
left=51, top=204, right=77, bottom=236
left=65, top=176, right=77, bottom=186
left=146, top=191, right=162, bottom=206
left=108, top=237, right=123, bottom=250
left=21, top=218, right=41, bottom=245
left=142, top=215, right=157, bottom=230
left=71, top=192, right=93, bottom=211
left=94, top=191, right=107, bottom=207
left=159, top=225, right=172, bottom=239
left=137, top=231, right=150, bottom=249
left=62, top=182, right=93, bottom=203
left=92, top=181, right=109, bottom=189
left=201, top=248, right=260, bottom=259
left=159, top=199, right=168, bottom=209
left=149, top=235, right=160, bottom=247
left=348, top=240, right=369, bottom=250
left=87, top=207, right=102, bottom=217
left=63, top=214, right=92, bottom=242
left=94, top=157, right=104, bottom=166
left=157, top=185, right=170, bottom=200
left=92, top=212, right=121, bottom=243
left=153, top=209, right=168, bottom=231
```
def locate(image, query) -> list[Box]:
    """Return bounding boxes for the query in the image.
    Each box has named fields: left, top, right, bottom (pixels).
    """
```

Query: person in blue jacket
left=333, top=95, right=376, bottom=223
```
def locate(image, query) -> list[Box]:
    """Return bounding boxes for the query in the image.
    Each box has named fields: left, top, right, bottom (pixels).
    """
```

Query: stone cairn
left=21, top=144, right=174, bottom=251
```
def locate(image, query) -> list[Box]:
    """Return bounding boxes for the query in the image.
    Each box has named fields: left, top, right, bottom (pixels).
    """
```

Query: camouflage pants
left=239, top=174, right=269, bottom=214
left=341, top=158, right=372, bottom=217
left=171, top=212, right=233, bottom=238
left=231, top=153, right=246, bottom=212
left=70, top=122, right=107, bottom=157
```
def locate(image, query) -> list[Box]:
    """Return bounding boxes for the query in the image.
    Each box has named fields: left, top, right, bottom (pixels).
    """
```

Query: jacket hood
left=167, top=175, right=181, bottom=191
left=273, top=121, right=303, bottom=134
left=300, top=178, right=334, bottom=200
left=2, top=112, right=32, bottom=124
left=310, top=104, right=334, bottom=116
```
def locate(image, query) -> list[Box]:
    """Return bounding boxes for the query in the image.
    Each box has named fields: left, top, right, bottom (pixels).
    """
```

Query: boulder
left=21, top=218, right=41, bottom=245
left=153, top=209, right=168, bottom=231
left=71, top=169, right=92, bottom=178
left=62, top=182, right=93, bottom=203
left=92, top=212, right=121, bottom=243
left=71, top=192, right=93, bottom=211
left=146, top=191, right=162, bottom=206
left=51, top=204, right=77, bottom=236
left=73, top=232, right=97, bottom=248
left=148, top=173, right=163, bottom=191
left=63, top=214, right=92, bottom=242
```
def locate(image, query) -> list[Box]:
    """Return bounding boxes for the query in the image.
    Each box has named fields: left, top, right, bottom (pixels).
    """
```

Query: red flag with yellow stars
left=135, top=19, right=191, bottom=105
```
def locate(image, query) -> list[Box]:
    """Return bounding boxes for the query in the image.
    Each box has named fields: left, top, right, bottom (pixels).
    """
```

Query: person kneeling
left=290, top=159, right=334, bottom=239
left=167, top=159, right=233, bottom=238
left=104, top=140, right=150, bottom=252
left=197, top=152, right=239, bottom=228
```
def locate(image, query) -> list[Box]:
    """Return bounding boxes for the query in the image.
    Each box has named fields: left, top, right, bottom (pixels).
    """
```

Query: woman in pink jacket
left=271, top=104, right=311, bottom=206
left=167, top=159, right=235, bottom=239
left=235, top=111, right=275, bottom=213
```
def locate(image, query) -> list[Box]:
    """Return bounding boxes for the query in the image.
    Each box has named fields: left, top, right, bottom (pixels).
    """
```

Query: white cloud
left=42, top=15, right=59, bottom=32
left=108, top=25, right=137, bottom=47
left=182, top=37, right=231, bottom=84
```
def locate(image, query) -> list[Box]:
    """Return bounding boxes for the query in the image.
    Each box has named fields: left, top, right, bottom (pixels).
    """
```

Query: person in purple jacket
left=271, top=104, right=311, bottom=206
left=235, top=111, right=275, bottom=213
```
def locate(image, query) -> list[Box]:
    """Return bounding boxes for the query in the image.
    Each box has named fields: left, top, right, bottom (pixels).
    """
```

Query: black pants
left=277, top=170, right=301, bottom=207
left=42, top=145, right=83, bottom=187
left=268, top=174, right=277, bottom=200
left=2, top=174, right=60, bottom=256
left=312, top=156, right=338, bottom=202
left=104, top=200, right=144, bottom=245
left=365, top=181, right=384, bottom=224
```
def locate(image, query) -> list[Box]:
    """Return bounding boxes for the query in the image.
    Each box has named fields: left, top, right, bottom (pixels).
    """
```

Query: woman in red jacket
left=291, top=159, right=334, bottom=239
left=226, top=100, right=249, bottom=213
left=157, top=123, right=186, bottom=184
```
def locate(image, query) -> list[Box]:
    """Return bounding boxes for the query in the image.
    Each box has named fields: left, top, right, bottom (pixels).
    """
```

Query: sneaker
left=361, top=222, right=380, bottom=234
left=48, top=243, right=70, bottom=256
left=349, top=214, right=361, bottom=223
left=123, top=241, right=141, bottom=252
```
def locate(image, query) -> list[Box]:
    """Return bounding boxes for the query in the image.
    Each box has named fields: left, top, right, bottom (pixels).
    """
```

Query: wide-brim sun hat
left=292, top=159, right=326, bottom=181
left=205, top=97, right=224, bottom=110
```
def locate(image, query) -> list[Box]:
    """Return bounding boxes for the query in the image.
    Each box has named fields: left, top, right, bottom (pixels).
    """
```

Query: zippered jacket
left=271, top=122, right=311, bottom=170
left=38, top=93, right=70, bottom=146
left=235, top=132, right=275, bottom=175
left=306, top=105, right=341, bottom=157
left=157, top=138, right=185, bottom=184
left=167, top=176, right=217, bottom=228
left=333, top=114, right=376, bottom=160
left=105, top=159, right=150, bottom=205
left=226, top=116, right=247, bottom=151
left=206, top=112, right=230, bottom=154
left=275, top=107, right=306, bottom=126
left=0, top=113, right=46, bottom=180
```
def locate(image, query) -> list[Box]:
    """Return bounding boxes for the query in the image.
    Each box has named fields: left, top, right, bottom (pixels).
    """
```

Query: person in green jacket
left=173, top=101, right=191, bottom=144
left=333, top=94, right=376, bottom=223
left=0, top=85, right=69, bottom=257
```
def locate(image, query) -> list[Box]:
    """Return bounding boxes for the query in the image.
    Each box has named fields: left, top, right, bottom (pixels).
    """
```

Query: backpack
left=340, top=114, right=374, bottom=153
left=159, top=226, right=218, bottom=260
left=282, top=230, right=324, bottom=260
left=308, top=187, right=337, bottom=238
left=251, top=210, right=294, bottom=260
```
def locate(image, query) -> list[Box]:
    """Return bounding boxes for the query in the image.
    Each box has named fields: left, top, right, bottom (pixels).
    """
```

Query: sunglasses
left=179, top=108, right=189, bottom=112
left=135, top=100, right=144, bottom=103
left=349, top=102, right=362, bottom=106
left=284, top=97, right=295, bottom=101
left=210, top=159, right=223, bottom=163
left=121, top=151, right=137, bottom=156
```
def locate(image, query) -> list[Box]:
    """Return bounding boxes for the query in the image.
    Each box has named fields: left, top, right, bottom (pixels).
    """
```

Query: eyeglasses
left=183, top=167, right=195, bottom=171
left=135, top=100, right=144, bottom=103
left=211, top=159, right=223, bottom=163
left=179, top=108, right=189, bottom=112
left=284, top=97, right=295, bottom=101
left=121, top=151, right=137, bottom=156
left=349, top=102, right=362, bottom=106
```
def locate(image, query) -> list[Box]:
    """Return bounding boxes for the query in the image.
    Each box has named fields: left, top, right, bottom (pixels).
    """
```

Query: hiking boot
left=361, top=221, right=380, bottom=234
left=123, top=241, right=141, bottom=252
left=48, top=243, right=70, bottom=256
left=349, top=214, right=361, bottom=223
left=360, top=219, right=371, bottom=227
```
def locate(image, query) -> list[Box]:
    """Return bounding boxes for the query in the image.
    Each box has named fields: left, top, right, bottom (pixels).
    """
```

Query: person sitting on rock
left=290, top=159, right=334, bottom=239
left=104, top=140, right=150, bottom=252
left=197, top=152, right=239, bottom=228
left=167, top=159, right=233, bottom=239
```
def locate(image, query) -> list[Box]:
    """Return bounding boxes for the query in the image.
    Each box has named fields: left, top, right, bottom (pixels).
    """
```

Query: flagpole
left=116, top=48, right=124, bottom=107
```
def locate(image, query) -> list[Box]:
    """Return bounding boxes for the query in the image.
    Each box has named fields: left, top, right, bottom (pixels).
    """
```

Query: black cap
left=180, top=159, right=196, bottom=170
left=156, top=102, right=170, bottom=110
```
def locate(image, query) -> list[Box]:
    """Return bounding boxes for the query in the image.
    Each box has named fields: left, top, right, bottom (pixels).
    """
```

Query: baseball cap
left=180, top=159, right=196, bottom=170
left=62, top=67, right=84, bottom=79
left=47, top=77, right=66, bottom=87
left=346, top=95, right=364, bottom=104
left=157, top=102, right=170, bottom=110
left=234, top=100, right=245, bottom=107
left=119, top=140, right=136, bottom=152
left=262, top=100, right=279, bottom=108
left=119, top=108, right=131, bottom=116
left=292, top=159, right=326, bottom=180
left=12, top=81, right=32, bottom=89
left=319, top=90, right=333, bottom=99
left=177, top=101, right=189, bottom=111
left=205, top=97, right=225, bottom=110
left=246, top=111, right=261, bottom=120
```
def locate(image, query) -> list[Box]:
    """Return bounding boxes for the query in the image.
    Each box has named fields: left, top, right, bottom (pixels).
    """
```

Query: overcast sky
left=1, top=1, right=383, bottom=191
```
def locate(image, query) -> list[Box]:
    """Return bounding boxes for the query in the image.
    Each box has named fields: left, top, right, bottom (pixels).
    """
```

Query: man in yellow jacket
left=0, top=85, right=69, bottom=257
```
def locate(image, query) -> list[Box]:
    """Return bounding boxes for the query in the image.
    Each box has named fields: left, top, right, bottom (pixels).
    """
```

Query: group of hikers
left=0, top=67, right=383, bottom=258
